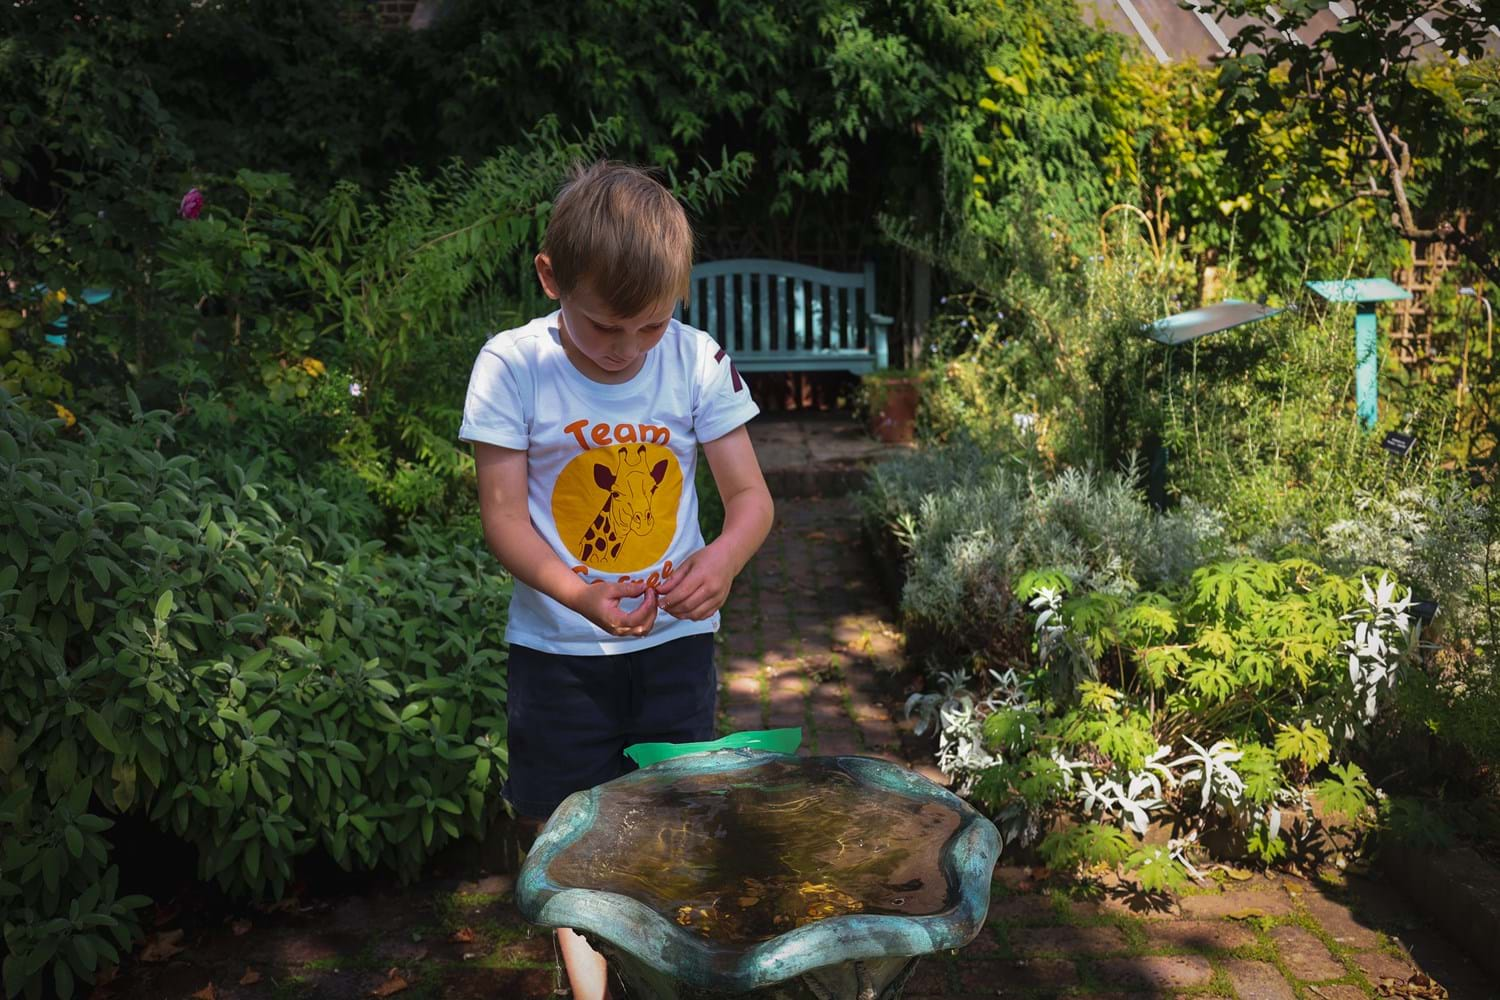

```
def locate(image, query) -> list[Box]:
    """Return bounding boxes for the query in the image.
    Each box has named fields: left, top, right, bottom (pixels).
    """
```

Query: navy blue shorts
left=502, top=632, right=717, bottom=820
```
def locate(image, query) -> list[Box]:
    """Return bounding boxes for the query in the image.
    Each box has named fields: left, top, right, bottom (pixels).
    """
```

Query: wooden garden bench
left=675, top=259, right=892, bottom=373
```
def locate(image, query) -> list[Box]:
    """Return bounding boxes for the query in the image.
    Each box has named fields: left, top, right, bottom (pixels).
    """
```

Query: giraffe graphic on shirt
left=577, top=444, right=669, bottom=566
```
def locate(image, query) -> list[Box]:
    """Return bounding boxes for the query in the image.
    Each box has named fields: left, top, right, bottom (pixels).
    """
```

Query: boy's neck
left=557, top=314, right=648, bottom=385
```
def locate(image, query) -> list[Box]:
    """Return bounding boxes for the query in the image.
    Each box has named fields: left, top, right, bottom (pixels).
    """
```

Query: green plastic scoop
left=623, top=727, right=802, bottom=768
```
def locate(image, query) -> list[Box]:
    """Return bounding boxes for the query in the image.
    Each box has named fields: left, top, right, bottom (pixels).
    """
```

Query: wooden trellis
left=1391, top=215, right=1471, bottom=368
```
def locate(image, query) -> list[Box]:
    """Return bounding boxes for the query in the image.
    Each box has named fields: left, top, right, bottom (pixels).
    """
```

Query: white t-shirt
left=458, top=310, right=760, bottom=654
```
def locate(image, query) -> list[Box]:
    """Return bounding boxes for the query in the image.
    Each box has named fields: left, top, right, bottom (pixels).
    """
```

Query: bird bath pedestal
left=517, top=751, right=1001, bottom=999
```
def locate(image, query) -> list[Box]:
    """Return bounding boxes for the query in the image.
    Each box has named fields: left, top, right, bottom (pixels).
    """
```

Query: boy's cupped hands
left=570, top=543, right=735, bottom=636
left=571, top=579, right=660, bottom=637
left=653, top=542, right=734, bottom=622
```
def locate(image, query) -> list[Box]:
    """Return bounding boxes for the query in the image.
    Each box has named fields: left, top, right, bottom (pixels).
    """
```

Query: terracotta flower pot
left=870, top=376, right=920, bottom=443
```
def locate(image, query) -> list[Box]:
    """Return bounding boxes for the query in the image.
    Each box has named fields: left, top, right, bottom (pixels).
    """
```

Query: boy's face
left=537, top=254, right=675, bottom=384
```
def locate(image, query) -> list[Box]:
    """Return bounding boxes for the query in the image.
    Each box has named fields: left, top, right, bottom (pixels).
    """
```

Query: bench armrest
left=868, top=313, right=892, bottom=368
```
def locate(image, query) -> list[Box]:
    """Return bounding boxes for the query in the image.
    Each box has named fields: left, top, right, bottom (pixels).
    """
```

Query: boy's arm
left=654, top=426, right=773, bottom=621
left=473, top=442, right=659, bottom=637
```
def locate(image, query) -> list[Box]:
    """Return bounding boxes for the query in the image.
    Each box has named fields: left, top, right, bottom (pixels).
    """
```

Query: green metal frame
left=676, top=259, right=892, bottom=373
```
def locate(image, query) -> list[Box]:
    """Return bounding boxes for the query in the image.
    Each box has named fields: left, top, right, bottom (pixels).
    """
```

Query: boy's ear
left=535, top=253, right=561, bottom=301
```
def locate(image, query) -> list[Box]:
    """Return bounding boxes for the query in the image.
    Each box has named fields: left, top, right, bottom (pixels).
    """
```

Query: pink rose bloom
left=179, top=188, right=203, bottom=220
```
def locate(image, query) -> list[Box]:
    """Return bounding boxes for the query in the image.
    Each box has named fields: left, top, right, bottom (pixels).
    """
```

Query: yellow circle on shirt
left=552, top=442, right=683, bottom=573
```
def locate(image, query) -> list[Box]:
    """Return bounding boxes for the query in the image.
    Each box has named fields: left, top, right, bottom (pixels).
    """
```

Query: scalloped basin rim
left=517, top=751, right=1002, bottom=994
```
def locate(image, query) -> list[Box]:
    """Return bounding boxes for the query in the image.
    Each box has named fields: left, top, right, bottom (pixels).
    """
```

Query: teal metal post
left=1355, top=302, right=1379, bottom=431
left=1306, top=278, right=1410, bottom=433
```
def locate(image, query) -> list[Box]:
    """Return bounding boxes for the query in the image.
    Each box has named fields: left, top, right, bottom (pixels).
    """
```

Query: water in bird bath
left=543, top=755, right=961, bottom=946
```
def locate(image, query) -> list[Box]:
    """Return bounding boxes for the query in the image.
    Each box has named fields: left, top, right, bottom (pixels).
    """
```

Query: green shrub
left=907, top=227, right=1470, bottom=546
left=0, top=390, right=511, bottom=1000
left=908, top=556, right=1418, bottom=885
left=146, top=116, right=752, bottom=530
left=1318, top=485, right=1491, bottom=639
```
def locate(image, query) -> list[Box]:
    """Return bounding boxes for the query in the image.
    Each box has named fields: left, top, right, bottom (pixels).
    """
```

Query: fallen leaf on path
left=1224, top=867, right=1254, bottom=880
left=190, top=984, right=216, bottom=1000
left=370, top=971, right=408, bottom=997
left=239, top=968, right=261, bottom=986
left=140, top=929, right=186, bottom=962
left=450, top=927, right=475, bottom=943
left=1375, top=972, right=1449, bottom=999
left=230, top=918, right=252, bottom=936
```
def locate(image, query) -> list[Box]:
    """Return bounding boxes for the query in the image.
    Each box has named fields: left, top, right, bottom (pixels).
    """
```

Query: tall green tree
left=1203, top=0, right=1500, bottom=284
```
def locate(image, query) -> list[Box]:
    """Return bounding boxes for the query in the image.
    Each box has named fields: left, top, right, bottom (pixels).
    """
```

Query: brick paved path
left=717, top=497, right=1492, bottom=1000
left=715, top=495, right=928, bottom=773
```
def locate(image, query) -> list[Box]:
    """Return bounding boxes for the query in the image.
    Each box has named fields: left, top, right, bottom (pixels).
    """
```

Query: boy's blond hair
left=541, top=161, right=694, bottom=317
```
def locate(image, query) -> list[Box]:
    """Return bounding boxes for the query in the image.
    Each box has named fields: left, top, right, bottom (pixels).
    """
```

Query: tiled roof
left=1080, top=0, right=1500, bottom=64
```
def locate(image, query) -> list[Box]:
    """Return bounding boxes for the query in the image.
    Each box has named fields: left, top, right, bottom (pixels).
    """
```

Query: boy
left=457, top=161, right=774, bottom=1000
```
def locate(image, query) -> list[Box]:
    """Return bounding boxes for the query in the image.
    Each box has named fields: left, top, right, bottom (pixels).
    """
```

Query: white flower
left=349, top=382, right=363, bottom=397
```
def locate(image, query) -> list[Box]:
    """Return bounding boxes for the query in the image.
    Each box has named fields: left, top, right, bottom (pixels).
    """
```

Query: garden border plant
left=903, top=543, right=1425, bottom=890
left=0, top=390, right=512, bottom=1000
left=860, top=428, right=1497, bottom=891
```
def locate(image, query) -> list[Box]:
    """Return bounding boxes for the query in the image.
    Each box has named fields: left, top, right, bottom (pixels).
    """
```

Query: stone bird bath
left=517, top=750, right=1001, bottom=999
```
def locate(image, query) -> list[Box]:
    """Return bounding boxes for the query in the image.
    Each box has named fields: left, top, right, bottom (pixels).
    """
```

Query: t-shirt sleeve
left=691, top=334, right=760, bottom=443
left=458, top=340, right=530, bottom=450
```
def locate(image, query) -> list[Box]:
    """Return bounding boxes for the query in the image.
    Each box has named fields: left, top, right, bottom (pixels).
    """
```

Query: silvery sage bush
left=862, top=444, right=1224, bottom=668
left=1269, top=482, right=1500, bottom=787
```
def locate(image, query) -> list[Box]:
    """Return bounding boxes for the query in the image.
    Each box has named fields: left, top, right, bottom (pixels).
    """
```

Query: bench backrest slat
left=706, top=274, right=719, bottom=348
left=754, top=273, right=767, bottom=354
left=791, top=278, right=805, bottom=353
left=722, top=274, right=737, bottom=354
left=778, top=277, right=789, bottom=352
left=840, top=283, right=852, bottom=353
left=739, top=276, right=753, bottom=355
